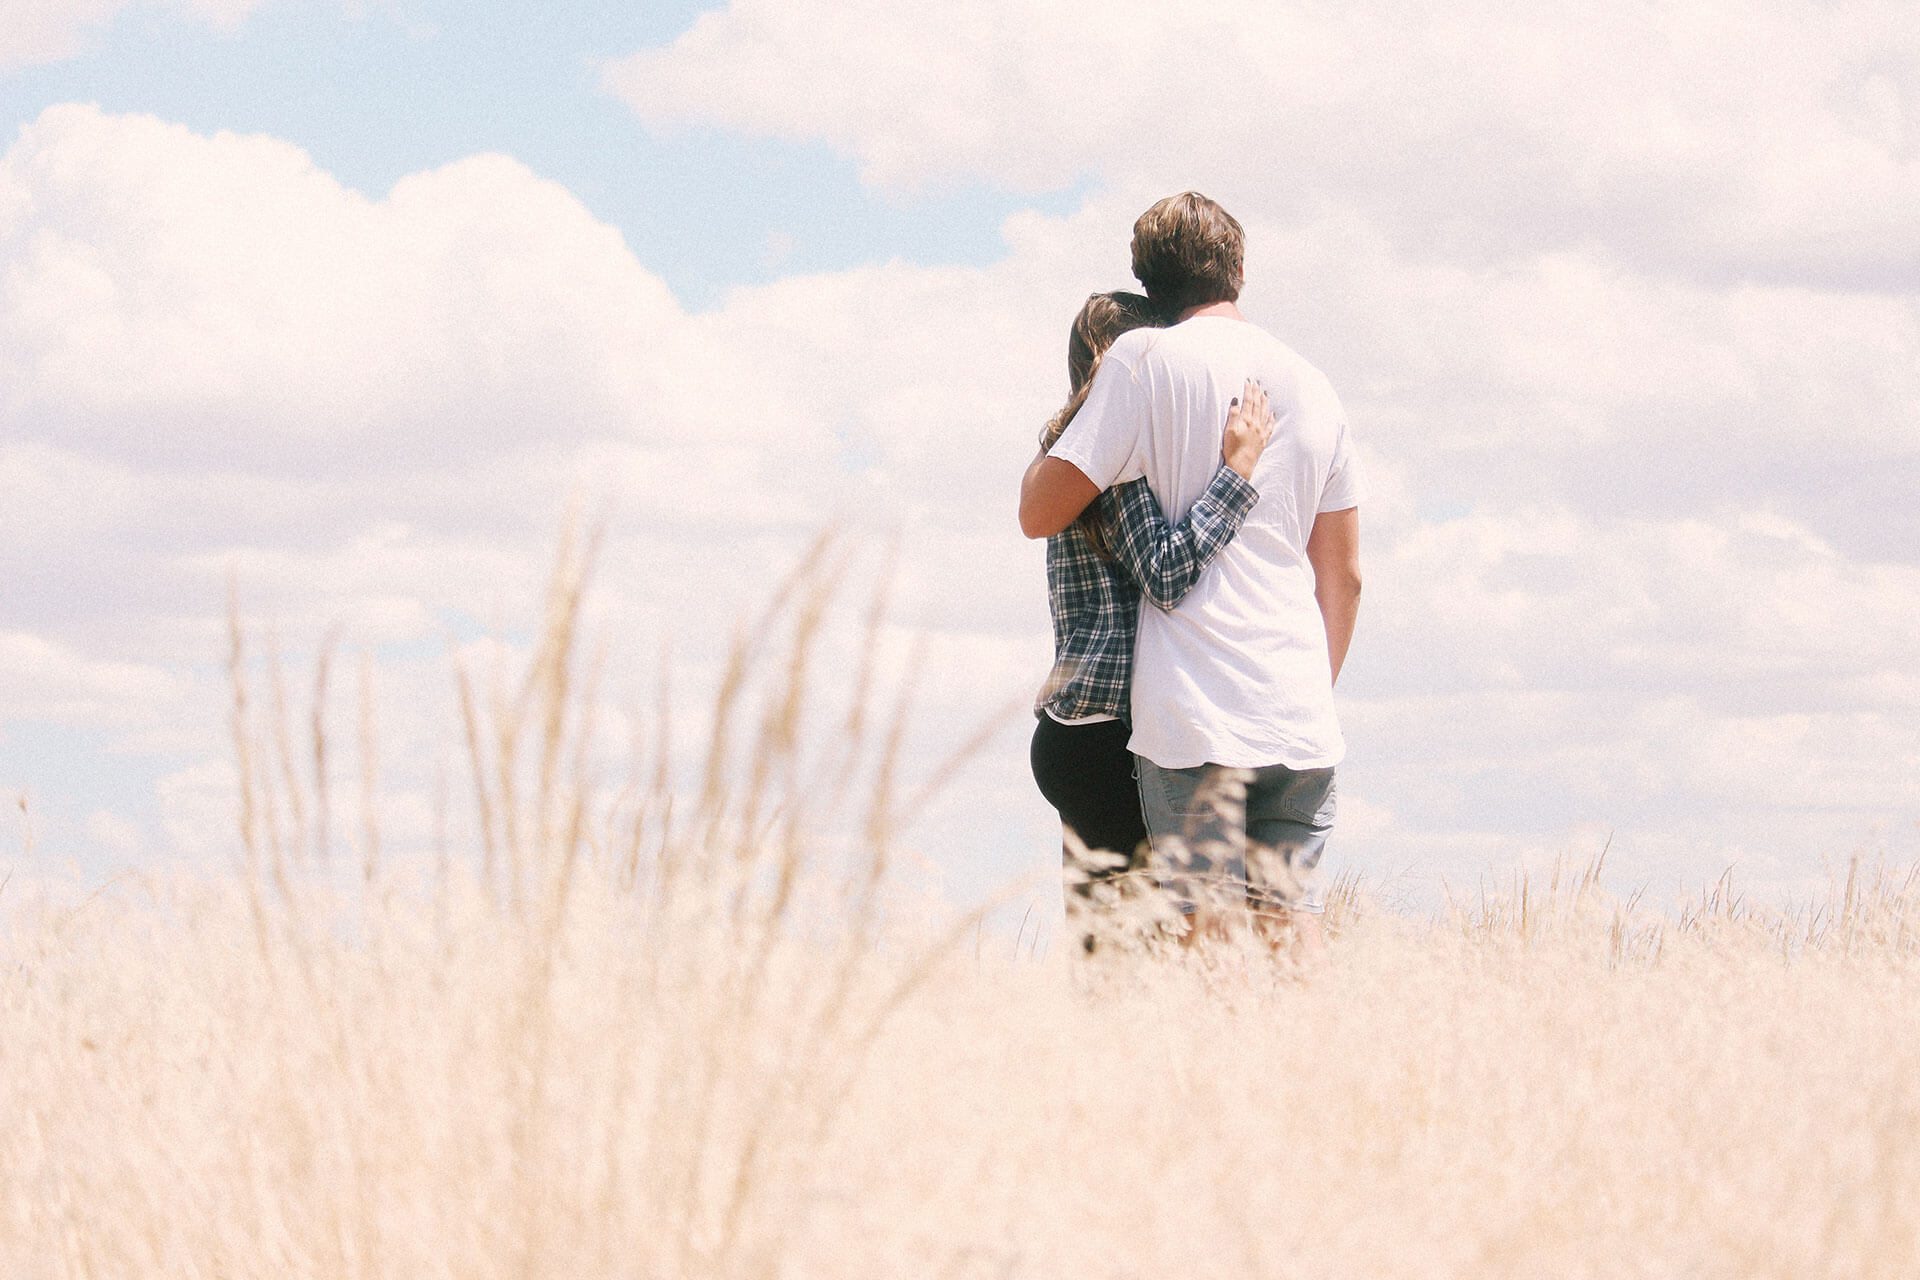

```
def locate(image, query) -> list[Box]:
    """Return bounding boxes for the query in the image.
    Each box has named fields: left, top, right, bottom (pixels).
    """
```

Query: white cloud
left=608, top=0, right=1920, bottom=287
left=1, top=0, right=127, bottom=71
left=83, top=807, right=144, bottom=854
left=0, top=631, right=185, bottom=726
left=1358, top=505, right=1920, bottom=703
left=0, top=105, right=1063, bottom=884
left=1230, top=212, right=1920, bottom=492
left=0, top=0, right=265, bottom=72
left=2, top=101, right=1916, bottom=905
left=572, top=15, right=1920, bottom=548
left=0, top=107, right=708, bottom=474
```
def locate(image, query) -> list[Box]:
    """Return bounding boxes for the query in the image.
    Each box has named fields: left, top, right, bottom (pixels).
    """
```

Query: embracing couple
left=1020, top=192, right=1363, bottom=961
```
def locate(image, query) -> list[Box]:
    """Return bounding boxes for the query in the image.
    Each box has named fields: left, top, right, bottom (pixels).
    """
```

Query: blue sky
left=3, top=0, right=1917, bottom=921
left=1, top=0, right=1084, bottom=309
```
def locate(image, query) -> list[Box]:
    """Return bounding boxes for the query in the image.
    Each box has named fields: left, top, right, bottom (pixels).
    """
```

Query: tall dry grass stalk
left=4, top=530, right=1920, bottom=1278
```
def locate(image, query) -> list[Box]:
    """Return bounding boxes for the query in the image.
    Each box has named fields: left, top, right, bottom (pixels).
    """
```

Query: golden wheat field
left=5, top=538, right=1918, bottom=1279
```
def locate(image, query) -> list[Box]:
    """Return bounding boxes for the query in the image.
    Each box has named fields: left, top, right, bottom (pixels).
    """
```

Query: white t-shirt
left=1049, top=315, right=1362, bottom=770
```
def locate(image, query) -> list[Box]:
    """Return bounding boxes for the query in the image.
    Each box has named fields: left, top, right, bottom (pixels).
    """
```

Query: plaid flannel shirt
left=1038, top=463, right=1258, bottom=721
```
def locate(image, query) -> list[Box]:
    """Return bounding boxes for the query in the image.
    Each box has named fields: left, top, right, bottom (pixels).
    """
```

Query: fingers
left=1238, top=380, right=1273, bottom=447
left=1245, top=378, right=1273, bottom=428
left=1224, top=379, right=1274, bottom=440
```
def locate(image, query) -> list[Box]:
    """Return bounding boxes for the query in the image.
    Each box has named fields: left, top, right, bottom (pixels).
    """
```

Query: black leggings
left=1029, top=715, right=1150, bottom=886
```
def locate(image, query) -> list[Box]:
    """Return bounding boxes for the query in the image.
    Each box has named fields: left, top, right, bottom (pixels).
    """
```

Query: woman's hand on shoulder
left=1221, top=378, right=1274, bottom=480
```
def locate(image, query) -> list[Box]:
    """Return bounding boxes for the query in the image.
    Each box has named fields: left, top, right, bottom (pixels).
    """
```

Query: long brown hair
left=1039, top=291, right=1165, bottom=559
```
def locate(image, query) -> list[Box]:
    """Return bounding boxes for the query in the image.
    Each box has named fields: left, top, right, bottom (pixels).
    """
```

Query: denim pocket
left=1157, top=764, right=1216, bottom=819
left=1276, top=769, right=1336, bottom=827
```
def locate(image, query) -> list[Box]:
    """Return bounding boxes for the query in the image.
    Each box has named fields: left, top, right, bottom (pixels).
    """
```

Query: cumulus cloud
left=1342, top=503, right=1920, bottom=895
left=1234, top=212, right=1920, bottom=515
left=3, top=100, right=1915, bottom=908
left=612, top=1, right=1920, bottom=553
left=605, top=0, right=1920, bottom=898
left=608, top=0, right=1920, bottom=287
left=0, top=107, right=707, bottom=473
left=0, top=630, right=185, bottom=726
left=0, top=107, right=910, bottom=635
left=0, top=105, right=1063, bottom=884
left=0, top=0, right=265, bottom=73
left=1362, top=505, right=1920, bottom=703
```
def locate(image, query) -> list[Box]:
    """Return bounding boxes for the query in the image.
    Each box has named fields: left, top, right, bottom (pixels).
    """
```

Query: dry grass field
left=5, top=535, right=1918, bottom=1279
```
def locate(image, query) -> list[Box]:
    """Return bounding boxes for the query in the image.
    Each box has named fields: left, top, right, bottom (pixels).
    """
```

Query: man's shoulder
left=1153, top=315, right=1292, bottom=364
left=1191, top=320, right=1338, bottom=402
left=1122, top=318, right=1340, bottom=412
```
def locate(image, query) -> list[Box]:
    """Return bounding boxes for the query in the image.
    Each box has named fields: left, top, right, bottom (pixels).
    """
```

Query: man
left=1018, top=192, right=1363, bottom=959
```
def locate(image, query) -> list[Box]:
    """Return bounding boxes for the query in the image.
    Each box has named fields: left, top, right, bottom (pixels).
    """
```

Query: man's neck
left=1176, top=299, right=1244, bottom=323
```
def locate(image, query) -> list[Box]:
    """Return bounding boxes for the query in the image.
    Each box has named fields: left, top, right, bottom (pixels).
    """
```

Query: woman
left=1028, top=291, right=1272, bottom=934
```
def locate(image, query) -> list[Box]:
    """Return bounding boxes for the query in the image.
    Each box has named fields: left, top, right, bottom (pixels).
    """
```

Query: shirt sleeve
left=1048, top=347, right=1148, bottom=489
left=1103, top=466, right=1258, bottom=612
left=1318, top=419, right=1365, bottom=513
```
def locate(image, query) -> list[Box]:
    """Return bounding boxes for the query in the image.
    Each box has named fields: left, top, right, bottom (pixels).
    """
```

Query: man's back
left=1049, top=314, right=1362, bottom=770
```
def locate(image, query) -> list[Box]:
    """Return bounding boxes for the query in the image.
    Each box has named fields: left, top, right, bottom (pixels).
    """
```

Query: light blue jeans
left=1135, top=758, right=1336, bottom=915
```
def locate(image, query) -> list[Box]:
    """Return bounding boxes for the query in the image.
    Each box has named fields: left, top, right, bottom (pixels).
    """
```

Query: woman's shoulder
left=1101, top=325, right=1160, bottom=369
